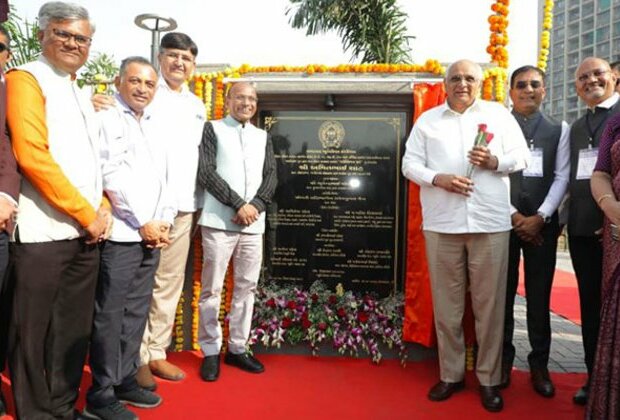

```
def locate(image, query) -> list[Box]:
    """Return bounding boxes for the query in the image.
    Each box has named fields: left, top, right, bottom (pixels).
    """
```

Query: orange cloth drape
left=403, top=83, right=446, bottom=346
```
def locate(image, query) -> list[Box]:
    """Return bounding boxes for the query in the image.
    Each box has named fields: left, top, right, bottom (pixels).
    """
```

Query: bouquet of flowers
left=466, top=123, right=494, bottom=178
left=249, top=281, right=408, bottom=365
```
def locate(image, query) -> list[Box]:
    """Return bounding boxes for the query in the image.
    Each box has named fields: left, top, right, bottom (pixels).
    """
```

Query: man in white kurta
left=137, top=32, right=206, bottom=389
left=196, top=82, right=277, bottom=381
left=401, top=60, right=530, bottom=413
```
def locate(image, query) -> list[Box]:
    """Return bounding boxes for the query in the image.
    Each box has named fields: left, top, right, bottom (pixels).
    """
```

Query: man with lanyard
left=567, top=57, right=619, bottom=406
left=500, top=65, right=569, bottom=397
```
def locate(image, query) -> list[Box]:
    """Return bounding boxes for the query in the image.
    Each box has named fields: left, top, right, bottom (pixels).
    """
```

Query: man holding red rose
left=402, top=59, right=530, bottom=412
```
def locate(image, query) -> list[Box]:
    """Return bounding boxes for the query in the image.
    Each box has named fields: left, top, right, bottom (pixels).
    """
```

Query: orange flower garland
left=487, top=0, right=510, bottom=69
left=538, top=0, right=554, bottom=72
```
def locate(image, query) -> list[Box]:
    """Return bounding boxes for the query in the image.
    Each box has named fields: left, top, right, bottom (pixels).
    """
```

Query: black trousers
left=503, top=223, right=559, bottom=370
left=568, top=235, right=602, bottom=379
left=8, top=239, right=99, bottom=420
left=87, top=241, right=159, bottom=408
left=0, top=232, right=11, bottom=374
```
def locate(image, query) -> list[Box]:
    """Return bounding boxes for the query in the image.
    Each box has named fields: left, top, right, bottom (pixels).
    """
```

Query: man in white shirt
left=84, top=57, right=175, bottom=420
left=500, top=65, right=569, bottom=397
left=402, top=59, right=530, bottom=413
left=137, top=32, right=206, bottom=390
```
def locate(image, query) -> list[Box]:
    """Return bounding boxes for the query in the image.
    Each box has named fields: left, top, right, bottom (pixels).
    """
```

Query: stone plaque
left=261, top=111, right=406, bottom=297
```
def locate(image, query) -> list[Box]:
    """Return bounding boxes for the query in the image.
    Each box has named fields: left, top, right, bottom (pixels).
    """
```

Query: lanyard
left=585, top=107, right=611, bottom=148
left=526, top=114, right=544, bottom=150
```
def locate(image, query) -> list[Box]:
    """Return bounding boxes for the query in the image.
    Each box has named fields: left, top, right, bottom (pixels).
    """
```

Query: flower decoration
left=538, top=0, right=554, bottom=72
left=486, top=0, right=510, bottom=69
left=193, top=60, right=446, bottom=122
left=482, top=66, right=508, bottom=103
left=249, top=281, right=408, bottom=365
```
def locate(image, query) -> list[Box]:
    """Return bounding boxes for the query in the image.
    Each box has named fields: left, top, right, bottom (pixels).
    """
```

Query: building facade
left=544, top=0, right=620, bottom=123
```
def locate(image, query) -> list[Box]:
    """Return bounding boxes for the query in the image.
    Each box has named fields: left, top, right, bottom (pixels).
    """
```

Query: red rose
left=318, top=322, right=328, bottom=331
left=311, top=293, right=319, bottom=303
left=329, top=295, right=338, bottom=305
left=281, top=317, right=292, bottom=328
left=266, top=298, right=276, bottom=308
left=358, top=312, right=369, bottom=323
left=485, top=133, right=494, bottom=144
left=302, top=318, right=312, bottom=329
left=337, top=308, right=346, bottom=318
left=301, top=311, right=309, bottom=321
left=287, top=300, right=297, bottom=310
left=478, top=123, right=487, bottom=132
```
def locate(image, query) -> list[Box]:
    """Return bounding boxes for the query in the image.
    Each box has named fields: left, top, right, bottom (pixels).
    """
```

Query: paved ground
left=512, top=250, right=587, bottom=373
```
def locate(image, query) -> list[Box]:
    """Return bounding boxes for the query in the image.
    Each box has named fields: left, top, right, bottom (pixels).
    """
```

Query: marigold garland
left=486, top=0, right=510, bottom=69
left=538, top=0, right=554, bottom=72
left=173, top=57, right=515, bottom=351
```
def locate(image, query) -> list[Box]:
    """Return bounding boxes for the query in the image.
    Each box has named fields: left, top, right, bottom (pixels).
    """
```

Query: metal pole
left=134, top=14, right=177, bottom=73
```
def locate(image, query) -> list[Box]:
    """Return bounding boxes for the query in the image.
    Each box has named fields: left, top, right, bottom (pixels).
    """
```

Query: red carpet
left=1, top=352, right=586, bottom=419
left=517, top=267, right=581, bottom=325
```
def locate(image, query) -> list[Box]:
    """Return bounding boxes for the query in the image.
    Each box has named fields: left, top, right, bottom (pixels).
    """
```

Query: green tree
left=4, top=6, right=41, bottom=68
left=286, top=0, right=412, bottom=63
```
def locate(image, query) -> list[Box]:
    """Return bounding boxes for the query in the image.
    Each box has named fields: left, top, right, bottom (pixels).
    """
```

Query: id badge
left=523, top=148, right=543, bottom=177
left=576, top=148, right=599, bottom=180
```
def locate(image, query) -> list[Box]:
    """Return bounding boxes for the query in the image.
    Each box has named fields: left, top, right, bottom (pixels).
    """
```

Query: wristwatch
left=537, top=210, right=551, bottom=224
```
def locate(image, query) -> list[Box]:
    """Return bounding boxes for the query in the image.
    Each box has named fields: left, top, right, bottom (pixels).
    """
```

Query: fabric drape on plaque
left=403, top=83, right=446, bottom=346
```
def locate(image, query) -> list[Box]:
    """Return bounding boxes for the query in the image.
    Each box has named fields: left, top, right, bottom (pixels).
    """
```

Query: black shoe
left=480, top=385, right=503, bottom=412
left=499, top=364, right=511, bottom=389
left=224, top=352, right=265, bottom=374
left=116, top=387, right=162, bottom=408
left=531, top=368, right=555, bottom=398
left=427, top=380, right=465, bottom=401
left=200, top=354, right=221, bottom=381
left=573, top=385, right=588, bottom=405
left=0, top=390, right=6, bottom=417
left=82, top=401, right=137, bottom=420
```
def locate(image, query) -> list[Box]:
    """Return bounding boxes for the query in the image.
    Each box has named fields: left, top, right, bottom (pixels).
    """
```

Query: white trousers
left=140, top=211, right=194, bottom=365
left=198, top=226, right=263, bottom=356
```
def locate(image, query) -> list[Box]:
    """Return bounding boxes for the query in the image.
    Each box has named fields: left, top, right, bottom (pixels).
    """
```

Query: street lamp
left=134, top=13, right=177, bottom=72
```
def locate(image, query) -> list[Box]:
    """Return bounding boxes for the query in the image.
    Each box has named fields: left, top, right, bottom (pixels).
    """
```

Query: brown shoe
left=427, top=380, right=465, bottom=401
left=136, top=364, right=157, bottom=391
left=149, top=359, right=186, bottom=381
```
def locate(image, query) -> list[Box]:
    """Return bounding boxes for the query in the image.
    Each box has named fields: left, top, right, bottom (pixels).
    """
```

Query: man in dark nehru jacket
left=501, top=65, right=569, bottom=397
left=567, top=57, right=620, bottom=406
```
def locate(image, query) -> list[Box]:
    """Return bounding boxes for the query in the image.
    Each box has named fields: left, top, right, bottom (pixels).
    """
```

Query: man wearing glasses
left=566, top=57, right=619, bottom=406
left=196, top=82, right=276, bottom=382
left=5, top=2, right=111, bottom=418
left=402, top=59, right=530, bottom=412
left=136, top=32, right=206, bottom=390
left=500, top=66, right=569, bottom=397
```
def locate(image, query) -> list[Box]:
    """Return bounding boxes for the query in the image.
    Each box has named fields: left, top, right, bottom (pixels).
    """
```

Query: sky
left=13, top=0, right=539, bottom=73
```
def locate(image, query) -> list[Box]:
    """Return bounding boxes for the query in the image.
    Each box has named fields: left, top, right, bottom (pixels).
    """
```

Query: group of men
left=0, top=1, right=275, bottom=419
left=0, top=0, right=612, bottom=418
left=402, top=57, right=616, bottom=412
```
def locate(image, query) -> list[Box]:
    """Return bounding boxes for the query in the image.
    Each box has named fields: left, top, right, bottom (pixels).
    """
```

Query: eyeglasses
left=515, top=80, right=543, bottom=90
left=163, top=51, right=194, bottom=64
left=577, top=69, right=610, bottom=83
left=0, top=42, right=8, bottom=53
left=447, top=75, right=478, bottom=85
left=51, top=28, right=92, bottom=47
